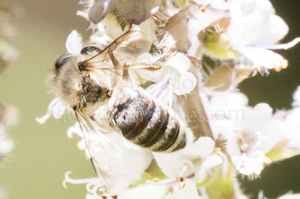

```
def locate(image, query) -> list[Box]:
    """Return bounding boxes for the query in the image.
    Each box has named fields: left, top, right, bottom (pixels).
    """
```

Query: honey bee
left=49, top=26, right=188, bottom=189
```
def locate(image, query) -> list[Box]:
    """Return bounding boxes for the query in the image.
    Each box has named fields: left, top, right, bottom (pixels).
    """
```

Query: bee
left=49, top=26, right=188, bottom=189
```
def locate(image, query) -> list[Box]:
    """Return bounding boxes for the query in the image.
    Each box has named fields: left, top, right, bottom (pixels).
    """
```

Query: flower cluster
left=38, top=0, right=300, bottom=198
left=0, top=6, right=18, bottom=74
left=0, top=104, right=17, bottom=162
left=0, top=6, right=18, bottom=198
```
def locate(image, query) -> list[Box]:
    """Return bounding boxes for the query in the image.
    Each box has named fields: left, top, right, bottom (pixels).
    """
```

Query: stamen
left=201, top=5, right=208, bottom=12
left=176, top=176, right=185, bottom=182
left=169, top=186, right=174, bottom=193
left=263, top=157, right=272, bottom=164
left=180, top=182, right=185, bottom=189
left=240, top=161, right=247, bottom=168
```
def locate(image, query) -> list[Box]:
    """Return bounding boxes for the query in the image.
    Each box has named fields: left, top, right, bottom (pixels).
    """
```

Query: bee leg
left=120, top=63, right=131, bottom=87
left=108, top=51, right=122, bottom=85
left=108, top=51, right=120, bottom=72
left=122, top=63, right=130, bottom=81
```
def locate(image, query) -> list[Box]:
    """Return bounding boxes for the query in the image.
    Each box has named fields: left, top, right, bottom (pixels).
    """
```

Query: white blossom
left=137, top=52, right=197, bottom=107
left=153, top=133, right=222, bottom=183
left=36, top=98, right=68, bottom=124
left=35, top=0, right=300, bottom=198
left=0, top=105, right=18, bottom=161
left=66, top=122, right=153, bottom=196
left=207, top=94, right=283, bottom=175
left=216, top=0, right=299, bottom=71
left=282, top=86, right=300, bottom=149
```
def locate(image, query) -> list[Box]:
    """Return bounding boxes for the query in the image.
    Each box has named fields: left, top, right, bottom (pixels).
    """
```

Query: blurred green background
left=0, top=0, right=299, bottom=199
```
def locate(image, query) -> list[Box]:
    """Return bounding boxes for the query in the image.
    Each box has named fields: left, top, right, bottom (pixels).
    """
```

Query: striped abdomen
left=107, top=87, right=186, bottom=152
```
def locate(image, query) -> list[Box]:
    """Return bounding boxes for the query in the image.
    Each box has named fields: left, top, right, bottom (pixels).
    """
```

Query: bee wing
left=74, top=110, right=123, bottom=190
left=85, top=30, right=152, bottom=67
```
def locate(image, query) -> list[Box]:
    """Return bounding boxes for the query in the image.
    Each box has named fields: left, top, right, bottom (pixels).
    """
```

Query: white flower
left=206, top=93, right=283, bottom=175
left=153, top=133, right=222, bottom=183
left=36, top=98, right=68, bottom=124
left=137, top=52, right=197, bottom=107
left=85, top=0, right=161, bottom=25
left=0, top=188, right=6, bottom=199
left=66, top=30, right=83, bottom=55
left=278, top=193, right=300, bottom=199
left=282, top=86, right=300, bottom=149
left=292, top=86, right=300, bottom=107
left=66, top=122, right=153, bottom=196
left=221, top=0, right=299, bottom=71
left=0, top=105, right=17, bottom=161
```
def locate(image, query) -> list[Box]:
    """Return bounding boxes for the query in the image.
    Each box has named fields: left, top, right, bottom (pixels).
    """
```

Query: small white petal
left=239, top=46, right=288, bottom=70
left=66, top=30, right=82, bottom=55
left=168, top=53, right=191, bottom=75
left=121, top=146, right=153, bottom=179
left=194, top=154, right=222, bottom=183
left=292, top=86, right=300, bottom=107
left=190, top=137, right=215, bottom=157
left=173, top=72, right=197, bottom=96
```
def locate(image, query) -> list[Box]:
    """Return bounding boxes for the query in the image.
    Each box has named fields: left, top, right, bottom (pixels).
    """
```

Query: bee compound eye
left=77, top=61, right=86, bottom=71
left=80, top=46, right=101, bottom=55
left=55, top=55, right=71, bottom=70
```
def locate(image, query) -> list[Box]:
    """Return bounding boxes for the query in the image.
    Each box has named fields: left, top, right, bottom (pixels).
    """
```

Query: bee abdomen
left=111, top=88, right=186, bottom=152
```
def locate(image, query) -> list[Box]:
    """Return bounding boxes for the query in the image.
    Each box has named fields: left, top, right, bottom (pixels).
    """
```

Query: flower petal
left=121, top=142, right=153, bottom=179
left=115, top=0, right=161, bottom=25
left=238, top=46, right=288, bottom=70
left=88, top=0, right=115, bottom=24
left=194, top=154, right=222, bottom=183
left=165, top=8, right=191, bottom=52
left=66, top=30, right=82, bottom=55
left=173, top=72, right=196, bottom=95
left=167, top=53, right=191, bottom=74
left=167, top=179, right=202, bottom=199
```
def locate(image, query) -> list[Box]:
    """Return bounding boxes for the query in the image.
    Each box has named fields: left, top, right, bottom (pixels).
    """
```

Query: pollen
left=264, top=157, right=272, bottom=164
left=201, top=5, right=208, bottom=12
left=169, top=186, right=174, bottom=193
left=283, top=60, right=289, bottom=69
